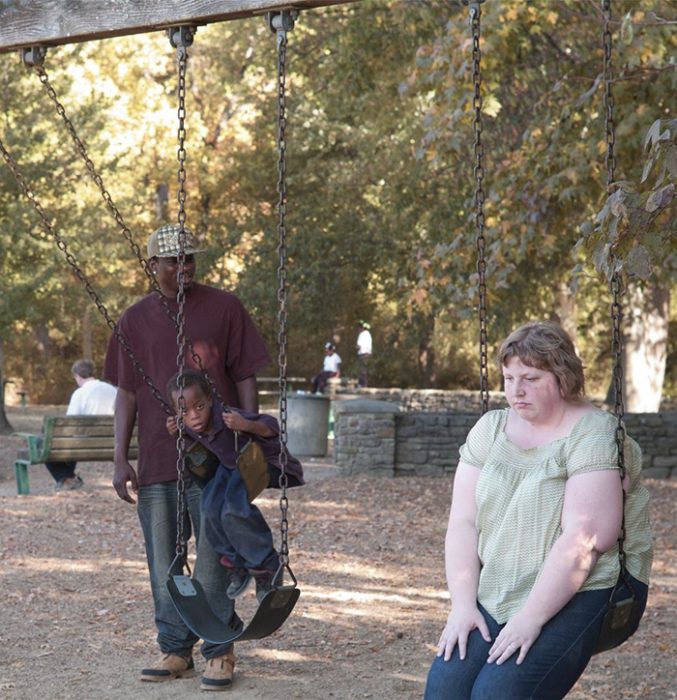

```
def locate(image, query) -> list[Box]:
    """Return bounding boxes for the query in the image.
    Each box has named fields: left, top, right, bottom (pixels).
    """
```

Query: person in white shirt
left=356, top=321, right=373, bottom=388
left=311, top=342, right=342, bottom=394
left=45, top=359, right=117, bottom=491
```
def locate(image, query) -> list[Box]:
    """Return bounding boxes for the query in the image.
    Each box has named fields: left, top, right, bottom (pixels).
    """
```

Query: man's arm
left=235, top=375, right=259, bottom=413
left=112, top=387, right=139, bottom=504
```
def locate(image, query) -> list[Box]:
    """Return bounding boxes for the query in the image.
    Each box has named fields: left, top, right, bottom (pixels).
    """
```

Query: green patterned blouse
left=459, top=409, right=653, bottom=623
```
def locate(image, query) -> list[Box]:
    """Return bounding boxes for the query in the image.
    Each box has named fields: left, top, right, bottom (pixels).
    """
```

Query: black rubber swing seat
left=167, top=573, right=301, bottom=645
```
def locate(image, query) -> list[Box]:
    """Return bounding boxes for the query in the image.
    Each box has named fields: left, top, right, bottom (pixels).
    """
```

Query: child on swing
left=166, top=369, right=304, bottom=602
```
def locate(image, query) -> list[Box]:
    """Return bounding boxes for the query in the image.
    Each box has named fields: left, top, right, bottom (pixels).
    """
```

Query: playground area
left=0, top=406, right=675, bottom=699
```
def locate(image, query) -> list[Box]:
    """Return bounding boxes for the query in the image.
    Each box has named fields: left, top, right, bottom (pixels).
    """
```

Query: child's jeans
left=201, top=464, right=279, bottom=572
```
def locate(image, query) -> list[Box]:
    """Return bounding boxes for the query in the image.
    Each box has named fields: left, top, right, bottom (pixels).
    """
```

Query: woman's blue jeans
left=424, top=574, right=648, bottom=700
left=137, top=479, right=239, bottom=659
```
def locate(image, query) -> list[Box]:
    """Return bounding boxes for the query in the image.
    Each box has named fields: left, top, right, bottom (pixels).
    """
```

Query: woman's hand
left=166, top=415, right=178, bottom=435
left=436, top=606, right=491, bottom=661
left=487, top=611, right=542, bottom=665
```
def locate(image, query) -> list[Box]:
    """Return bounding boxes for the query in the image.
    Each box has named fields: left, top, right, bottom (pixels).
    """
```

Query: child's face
left=172, top=384, right=212, bottom=434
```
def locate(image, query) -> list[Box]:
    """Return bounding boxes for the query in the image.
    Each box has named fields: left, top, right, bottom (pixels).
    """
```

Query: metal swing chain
left=467, top=1, right=489, bottom=415
left=602, top=0, right=628, bottom=574
left=23, top=46, right=230, bottom=415
left=0, top=137, right=174, bottom=417
left=170, top=26, right=195, bottom=563
left=270, top=10, right=297, bottom=570
left=165, top=26, right=230, bottom=411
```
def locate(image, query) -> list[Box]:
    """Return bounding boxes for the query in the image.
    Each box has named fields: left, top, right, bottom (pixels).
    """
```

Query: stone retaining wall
left=334, top=387, right=508, bottom=412
left=338, top=387, right=677, bottom=413
left=333, top=400, right=677, bottom=479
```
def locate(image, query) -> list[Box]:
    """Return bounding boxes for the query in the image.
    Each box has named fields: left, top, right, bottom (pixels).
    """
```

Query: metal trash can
left=286, top=392, right=330, bottom=457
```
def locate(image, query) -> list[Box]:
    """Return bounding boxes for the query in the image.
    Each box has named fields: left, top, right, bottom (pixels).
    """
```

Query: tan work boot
left=140, top=653, right=196, bottom=682
left=200, top=649, right=236, bottom=691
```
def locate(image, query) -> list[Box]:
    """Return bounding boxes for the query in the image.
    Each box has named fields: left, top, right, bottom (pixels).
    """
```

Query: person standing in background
left=356, top=321, right=372, bottom=388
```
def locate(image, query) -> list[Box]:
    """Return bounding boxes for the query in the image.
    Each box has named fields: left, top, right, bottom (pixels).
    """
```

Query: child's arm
left=223, top=411, right=275, bottom=438
left=166, top=415, right=178, bottom=435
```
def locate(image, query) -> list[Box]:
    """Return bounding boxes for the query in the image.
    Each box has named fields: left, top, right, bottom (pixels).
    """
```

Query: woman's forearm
left=520, top=469, right=623, bottom=627
left=446, top=521, right=482, bottom=611
left=519, top=529, right=600, bottom=626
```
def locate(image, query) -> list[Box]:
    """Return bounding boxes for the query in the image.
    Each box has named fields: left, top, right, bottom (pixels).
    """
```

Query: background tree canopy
left=0, top=0, right=674, bottom=410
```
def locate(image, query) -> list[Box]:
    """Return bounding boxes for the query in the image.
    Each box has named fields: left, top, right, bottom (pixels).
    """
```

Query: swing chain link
left=172, top=27, right=195, bottom=562
left=603, top=0, right=627, bottom=571
left=602, top=4, right=617, bottom=194
left=468, top=2, right=489, bottom=415
left=270, top=10, right=296, bottom=567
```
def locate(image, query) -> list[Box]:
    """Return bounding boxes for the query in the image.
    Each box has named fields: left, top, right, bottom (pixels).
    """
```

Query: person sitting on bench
left=45, top=359, right=117, bottom=491
left=311, top=341, right=341, bottom=394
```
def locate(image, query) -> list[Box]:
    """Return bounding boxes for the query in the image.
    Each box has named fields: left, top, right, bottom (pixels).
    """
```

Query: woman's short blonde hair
left=497, top=321, right=585, bottom=400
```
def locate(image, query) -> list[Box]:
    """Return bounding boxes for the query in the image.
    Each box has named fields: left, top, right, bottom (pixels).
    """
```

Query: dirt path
left=0, top=408, right=675, bottom=700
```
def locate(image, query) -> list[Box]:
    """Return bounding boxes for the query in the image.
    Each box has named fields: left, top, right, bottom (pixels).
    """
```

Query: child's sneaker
left=226, top=568, right=252, bottom=599
left=252, top=570, right=276, bottom=603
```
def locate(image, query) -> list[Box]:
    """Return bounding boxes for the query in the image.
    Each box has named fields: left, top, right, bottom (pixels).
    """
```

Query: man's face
left=151, top=254, right=196, bottom=297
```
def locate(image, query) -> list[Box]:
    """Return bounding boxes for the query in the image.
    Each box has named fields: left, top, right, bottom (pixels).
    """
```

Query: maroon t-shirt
left=104, top=283, right=271, bottom=486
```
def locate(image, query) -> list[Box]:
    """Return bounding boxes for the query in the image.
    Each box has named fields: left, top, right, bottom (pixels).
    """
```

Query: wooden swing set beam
left=0, top=0, right=357, bottom=53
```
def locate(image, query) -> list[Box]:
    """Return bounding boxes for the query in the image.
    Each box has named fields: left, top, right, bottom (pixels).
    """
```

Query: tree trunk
left=553, top=281, right=577, bottom=345
left=0, top=339, right=15, bottom=434
left=417, top=313, right=436, bottom=388
left=82, top=305, right=93, bottom=359
left=622, top=282, right=669, bottom=412
left=155, top=183, right=169, bottom=221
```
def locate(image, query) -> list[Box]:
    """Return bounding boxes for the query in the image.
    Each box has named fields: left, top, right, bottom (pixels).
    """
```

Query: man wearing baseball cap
left=311, top=341, right=342, bottom=394
left=105, top=223, right=271, bottom=690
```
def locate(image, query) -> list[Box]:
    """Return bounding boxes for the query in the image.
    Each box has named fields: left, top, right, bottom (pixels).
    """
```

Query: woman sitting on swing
left=424, top=321, right=652, bottom=700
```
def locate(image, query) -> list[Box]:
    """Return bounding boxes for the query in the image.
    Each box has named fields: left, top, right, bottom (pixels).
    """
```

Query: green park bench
left=13, top=415, right=138, bottom=496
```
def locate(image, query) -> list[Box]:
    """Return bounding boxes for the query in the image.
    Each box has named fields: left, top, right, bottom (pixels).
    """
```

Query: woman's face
left=502, top=356, right=563, bottom=424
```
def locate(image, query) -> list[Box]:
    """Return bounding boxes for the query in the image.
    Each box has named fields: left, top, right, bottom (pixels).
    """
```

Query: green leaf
left=620, top=12, right=634, bottom=45
left=644, top=119, right=663, bottom=149
left=645, top=184, right=675, bottom=213
left=625, top=244, right=653, bottom=279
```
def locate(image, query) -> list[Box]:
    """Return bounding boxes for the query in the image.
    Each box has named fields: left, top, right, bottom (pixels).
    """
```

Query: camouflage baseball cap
left=147, top=224, right=205, bottom=258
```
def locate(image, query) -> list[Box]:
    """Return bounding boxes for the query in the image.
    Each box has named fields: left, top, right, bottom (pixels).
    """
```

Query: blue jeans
left=137, top=480, right=238, bottom=659
left=45, top=460, right=76, bottom=483
left=201, top=466, right=279, bottom=572
left=424, top=574, right=648, bottom=700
